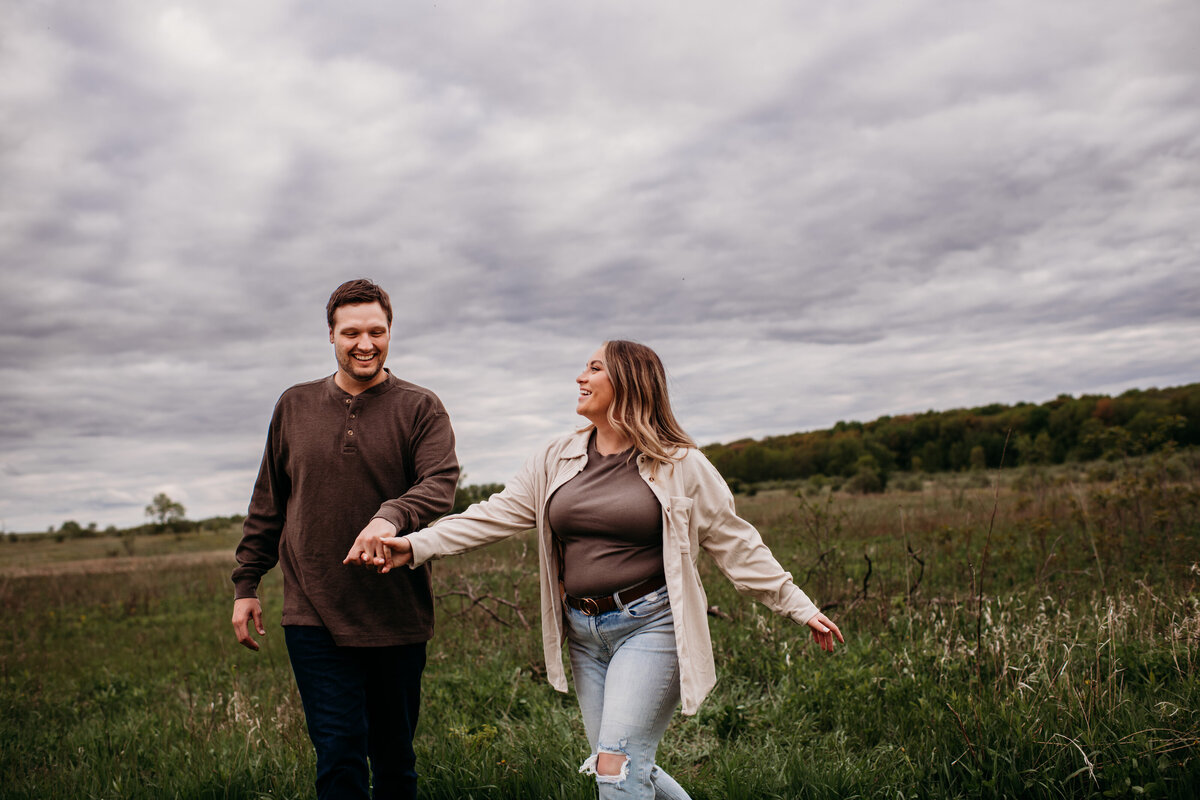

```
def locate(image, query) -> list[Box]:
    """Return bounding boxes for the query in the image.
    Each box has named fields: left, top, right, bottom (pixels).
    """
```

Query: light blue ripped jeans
left=565, top=586, right=692, bottom=800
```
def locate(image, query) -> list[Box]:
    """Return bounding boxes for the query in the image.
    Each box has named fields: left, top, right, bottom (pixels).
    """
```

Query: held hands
left=377, top=536, right=414, bottom=573
left=342, top=517, right=399, bottom=570
left=341, top=517, right=414, bottom=574
left=806, top=612, right=844, bottom=653
left=349, top=536, right=413, bottom=573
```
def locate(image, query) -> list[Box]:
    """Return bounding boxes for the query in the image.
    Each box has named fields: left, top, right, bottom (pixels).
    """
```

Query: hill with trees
left=702, top=382, right=1200, bottom=491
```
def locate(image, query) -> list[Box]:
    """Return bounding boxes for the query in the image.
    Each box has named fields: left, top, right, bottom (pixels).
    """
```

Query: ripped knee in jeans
left=579, top=743, right=630, bottom=785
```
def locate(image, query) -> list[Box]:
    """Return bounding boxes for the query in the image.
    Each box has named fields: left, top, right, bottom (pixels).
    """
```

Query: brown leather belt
left=562, top=575, right=667, bottom=616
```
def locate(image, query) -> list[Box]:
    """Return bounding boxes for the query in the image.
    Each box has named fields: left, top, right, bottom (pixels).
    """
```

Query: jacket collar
left=561, top=427, right=592, bottom=460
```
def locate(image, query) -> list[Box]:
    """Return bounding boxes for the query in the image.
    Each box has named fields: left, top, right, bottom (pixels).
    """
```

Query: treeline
left=702, top=382, right=1200, bottom=487
left=21, top=480, right=505, bottom=540
left=13, top=513, right=248, bottom=543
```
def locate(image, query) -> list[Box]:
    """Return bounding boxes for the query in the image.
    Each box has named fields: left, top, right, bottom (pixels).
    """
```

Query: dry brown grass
left=0, top=548, right=235, bottom=578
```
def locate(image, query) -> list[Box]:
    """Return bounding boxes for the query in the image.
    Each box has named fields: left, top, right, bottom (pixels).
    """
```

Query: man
left=232, top=278, right=459, bottom=800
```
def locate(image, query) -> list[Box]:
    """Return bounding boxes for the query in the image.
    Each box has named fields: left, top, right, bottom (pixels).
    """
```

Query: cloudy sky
left=1, top=1, right=1197, bottom=533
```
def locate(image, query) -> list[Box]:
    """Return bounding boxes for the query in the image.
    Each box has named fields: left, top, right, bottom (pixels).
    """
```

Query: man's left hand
left=342, top=517, right=399, bottom=570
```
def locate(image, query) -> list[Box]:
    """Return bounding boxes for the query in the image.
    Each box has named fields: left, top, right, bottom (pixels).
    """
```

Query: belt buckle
left=580, top=597, right=601, bottom=616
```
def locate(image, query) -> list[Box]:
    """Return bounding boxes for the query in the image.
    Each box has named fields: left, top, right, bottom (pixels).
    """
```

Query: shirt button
left=345, top=399, right=351, bottom=404
left=350, top=414, right=357, bottom=419
left=347, top=430, right=354, bottom=436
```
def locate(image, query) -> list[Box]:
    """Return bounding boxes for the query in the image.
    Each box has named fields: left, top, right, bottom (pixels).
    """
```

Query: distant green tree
left=845, top=455, right=886, bottom=494
left=452, top=475, right=506, bottom=514
left=969, top=445, right=987, bottom=470
left=1032, top=431, right=1054, bottom=464
left=1013, top=433, right=1034, bottom=465
left=145, top=493, right=186, bottom=527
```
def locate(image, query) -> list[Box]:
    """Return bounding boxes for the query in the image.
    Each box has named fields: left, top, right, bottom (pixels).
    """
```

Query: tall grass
left=2, top=452, right=1198, bottom=798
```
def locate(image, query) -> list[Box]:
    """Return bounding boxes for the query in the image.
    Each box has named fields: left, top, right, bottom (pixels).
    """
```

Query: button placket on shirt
left=343, top=398, right=360, bottom=453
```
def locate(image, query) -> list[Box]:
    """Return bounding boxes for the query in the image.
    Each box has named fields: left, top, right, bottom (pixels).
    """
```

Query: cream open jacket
left=405, top=429, right=820, bottom=715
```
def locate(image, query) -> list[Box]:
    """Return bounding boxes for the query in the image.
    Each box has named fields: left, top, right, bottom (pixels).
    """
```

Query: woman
left=348, top=340, right=842, bottom=799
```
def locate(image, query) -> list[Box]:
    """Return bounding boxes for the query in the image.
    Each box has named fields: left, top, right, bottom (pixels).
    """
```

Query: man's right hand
left=232, top=598, right=266, bottom=651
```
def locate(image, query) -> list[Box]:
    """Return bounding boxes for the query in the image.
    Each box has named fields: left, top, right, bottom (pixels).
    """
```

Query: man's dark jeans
left=285, top=625, right=426, bottom=800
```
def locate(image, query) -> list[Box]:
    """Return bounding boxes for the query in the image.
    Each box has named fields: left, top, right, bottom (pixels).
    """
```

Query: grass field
left=2, top=453, right=1198, bottom=799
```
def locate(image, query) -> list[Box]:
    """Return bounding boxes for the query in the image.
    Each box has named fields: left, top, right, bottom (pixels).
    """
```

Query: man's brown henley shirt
left=233, top=371, right=459, bottom=646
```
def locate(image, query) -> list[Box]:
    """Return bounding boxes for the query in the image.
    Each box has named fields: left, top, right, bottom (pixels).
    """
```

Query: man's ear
left=329, top=327, right=335, bottom=344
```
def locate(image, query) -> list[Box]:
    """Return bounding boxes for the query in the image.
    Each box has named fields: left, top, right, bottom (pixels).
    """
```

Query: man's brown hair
left=326, top=279, right=393, bottom=329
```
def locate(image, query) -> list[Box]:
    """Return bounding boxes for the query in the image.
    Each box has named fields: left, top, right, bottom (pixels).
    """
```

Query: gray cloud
left=1, top=0, right=1198, bottom=531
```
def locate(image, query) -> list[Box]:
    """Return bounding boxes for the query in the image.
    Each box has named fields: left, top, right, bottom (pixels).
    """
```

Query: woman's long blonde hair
left=599, top=340, right=695, bottom=470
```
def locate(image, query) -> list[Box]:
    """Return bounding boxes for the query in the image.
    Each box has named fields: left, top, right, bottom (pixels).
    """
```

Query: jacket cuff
left=792, top=605, right=820, bottom=626
left=406, top=531, right=437, bottom=567
left=233, top=579, right=259, bottom=600
left=781, top=584, right=820, bottom=625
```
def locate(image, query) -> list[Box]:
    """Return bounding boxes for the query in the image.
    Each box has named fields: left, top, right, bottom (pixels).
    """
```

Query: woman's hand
left=806, top=612, right=844, bottom=653
left=376, top=536, right=414, bottom=574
